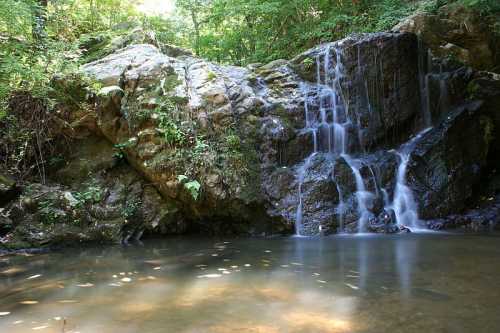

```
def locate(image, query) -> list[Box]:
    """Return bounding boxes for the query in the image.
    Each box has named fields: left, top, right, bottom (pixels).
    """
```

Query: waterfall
left=295, top=45, right=352, bottom=235
left=295, top=44, right=376, bottom=235
left=392, top=152, right=419, bottom=230
left=295, top=84, right=318, bottom=235
left=343, top=155, right=375, bottom=233
left=295, top=39, right=429, bottom=235
left=295, top=153, right=316, bottom=235
left=418, top=37, right=432, bottom=127
left=390, top=128, right=431, bottom=231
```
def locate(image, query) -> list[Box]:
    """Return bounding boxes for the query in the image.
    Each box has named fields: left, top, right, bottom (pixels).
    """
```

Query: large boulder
left=407, top=101, right=493, bottom=219
left=394, top=4, right=500, bottom=72
left=0, top=137, right=176, bottom=250
left=81, top=43, right=281, bottom=235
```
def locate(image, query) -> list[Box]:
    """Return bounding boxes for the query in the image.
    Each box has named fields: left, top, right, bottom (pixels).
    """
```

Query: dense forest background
left=1, top=0, right=499, bottom=118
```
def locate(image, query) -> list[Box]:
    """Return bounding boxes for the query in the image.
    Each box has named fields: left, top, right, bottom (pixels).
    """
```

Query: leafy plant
left=458, top=0, right=500, bottom=14
left=158, top=114, right=186, bottom=146
left=73, top=183, right=103, bottom=207
left=177, top=175, right=201, bottom=200
left=303, top=58, right=314, bottom=70
left=39, top=199, right=64, bottom=224
left=226, top=134, right=241, bottom=152
left=207, top=71, right=217, bottom=81
left=113, top=141, right=135, bottom=160
left=122, top=198, right=141, bottom=219
left=194, top=138, right=209, bottom=155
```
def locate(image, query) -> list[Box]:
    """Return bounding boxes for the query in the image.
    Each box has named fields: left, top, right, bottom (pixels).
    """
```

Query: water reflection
left=0, top=234, right=500, bottom=332
left=395, top=236, right=418, bottom=298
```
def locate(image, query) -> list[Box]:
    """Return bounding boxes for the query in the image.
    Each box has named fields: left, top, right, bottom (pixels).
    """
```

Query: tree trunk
left=191, top=9, right=201, bottom=55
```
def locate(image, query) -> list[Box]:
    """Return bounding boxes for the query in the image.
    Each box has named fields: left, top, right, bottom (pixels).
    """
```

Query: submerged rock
left=427, top=194, right=500, bottom=232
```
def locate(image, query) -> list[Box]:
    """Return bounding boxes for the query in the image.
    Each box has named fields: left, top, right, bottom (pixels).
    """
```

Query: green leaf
left=177, top=175, right=189, bottom=183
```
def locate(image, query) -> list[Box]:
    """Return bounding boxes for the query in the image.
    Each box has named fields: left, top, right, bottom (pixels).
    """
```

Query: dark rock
left=407, top=101, right=492, bottom=219
left=428, top=194, right=500, bottom=231
left=0, top=173, right=20, bottom=207
left=292, top=32, right=423, bottom=149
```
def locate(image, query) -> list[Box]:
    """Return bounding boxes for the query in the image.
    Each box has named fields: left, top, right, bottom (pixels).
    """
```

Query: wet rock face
left=427, top=194, right=500, bottom=232
left=259, top=32, right=430, bottom=235
left=76, top=29, right=500, bottom=236
left=3, top=26, right=497, bottom=249
left=408, top=102, right=493, bottom=219
left=292, top=33, right=422, bottom=150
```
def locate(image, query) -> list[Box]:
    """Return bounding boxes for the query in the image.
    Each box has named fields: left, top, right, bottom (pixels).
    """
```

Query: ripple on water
left=0, top=235, right=499, bottom=332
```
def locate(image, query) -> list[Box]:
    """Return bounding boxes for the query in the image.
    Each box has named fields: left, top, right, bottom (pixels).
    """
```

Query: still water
left=1, top=233, right=500, bottom=333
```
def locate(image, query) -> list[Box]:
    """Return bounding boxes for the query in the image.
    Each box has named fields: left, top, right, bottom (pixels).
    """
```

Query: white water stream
left=295, top=41, right=433, bottom=235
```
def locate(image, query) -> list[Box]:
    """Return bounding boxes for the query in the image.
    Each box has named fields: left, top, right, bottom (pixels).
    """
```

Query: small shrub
left=226, top=134, right=241, bottom=152
left=158, top=114, right=186, bottom=146
left=39, top=199, right=64, bottom=225
left=303, top=58, right=314, bottom=70
left=122, top=198, right=141, bottom=219
left=113, top=141, right=134, bottom=160
left=74, top=183, right=103, bottom=207
left=207, top=71, right=217, bottom=81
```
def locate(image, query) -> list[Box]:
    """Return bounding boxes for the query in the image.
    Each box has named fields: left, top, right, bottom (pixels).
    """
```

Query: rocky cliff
left=1, top=16, right=500, bottom=248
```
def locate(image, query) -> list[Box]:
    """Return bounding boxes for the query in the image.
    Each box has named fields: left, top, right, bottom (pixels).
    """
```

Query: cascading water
left=390, top=128, right=431, bottom=231
left=342, top=155, right=375, bottom=234
left=295, top=153, right=316, bottom=235
left=418, top=37, right=433, bottom=127
left=392, top=152, right=419, bottom=229
left=295, top=38, right=431, bottom=235
left=296, top=44, right=376, bottom=235
left=295, top=45, right=353, bottom=235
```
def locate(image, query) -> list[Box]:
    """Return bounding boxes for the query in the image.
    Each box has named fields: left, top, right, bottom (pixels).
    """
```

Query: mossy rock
left=56, top=137, right=117, bottom=186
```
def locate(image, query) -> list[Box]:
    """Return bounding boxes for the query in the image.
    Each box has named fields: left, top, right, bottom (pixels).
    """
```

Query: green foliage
left=141, top=15, right=185, bottom=46
left=73, top=182, right=103, bottom=207
left=147, top=95, right=188, bottom=147
left=303, top=58, right=314, bottom=70
left=172, top=0, right=500, bottom=66
left=177, top=175, right=201, bottom=200
left=456, top=0, right=500, bottom=14
left=0, top=1, right=147, bottom=182
left=174, top=0, right=440, bottom=65
left=194, top=138, right=209, bottom=155
left=113, top=141, right=134, bottom=160
left=207, top=71, right=217, bottom=81
left=466, top=80, right=481, bottom=99
left=158, top=113, right=186, bottom=147
left=0, top=0, right=151, bottom=116
left=39, top=199, right=64, bottom=225
left=122, top=198, right=141, bottom=219
left=225, top=134, right=241, bottom=152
